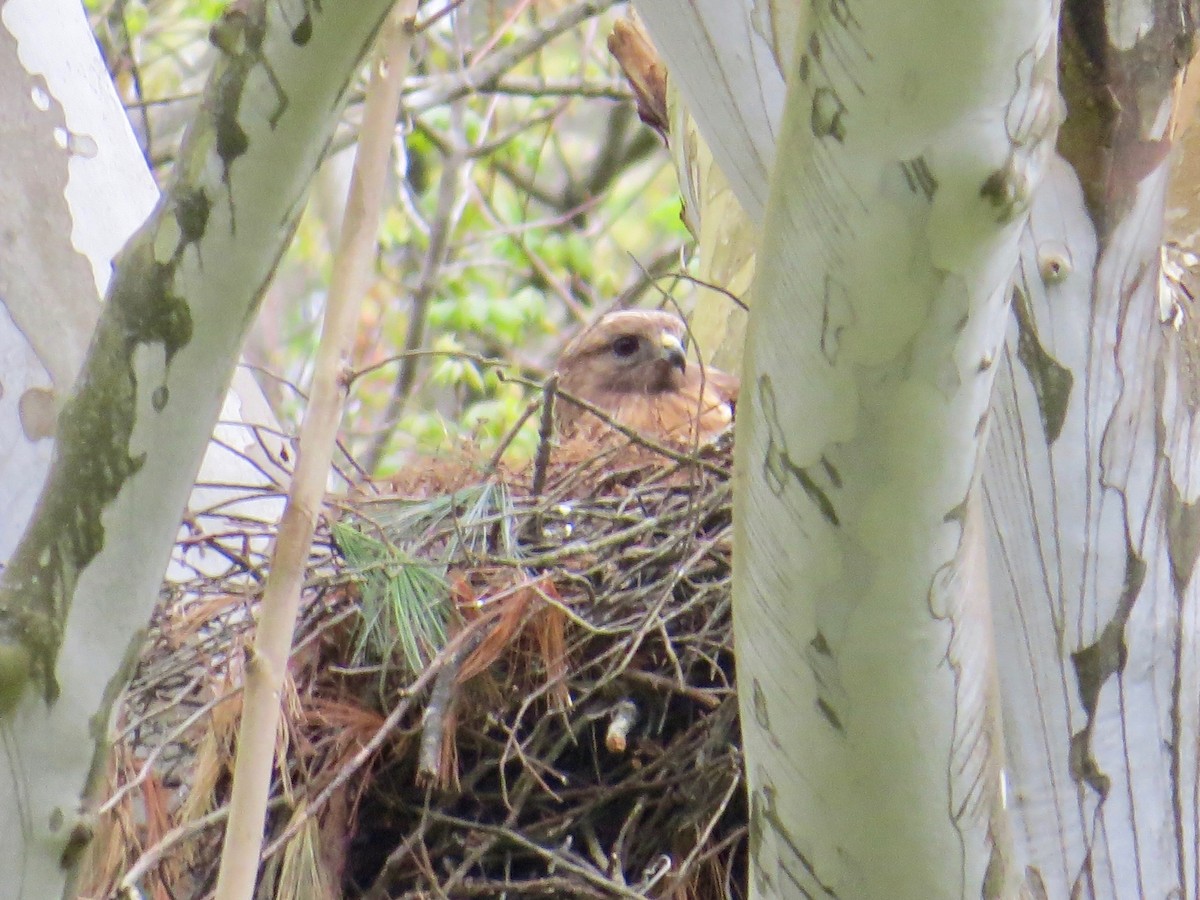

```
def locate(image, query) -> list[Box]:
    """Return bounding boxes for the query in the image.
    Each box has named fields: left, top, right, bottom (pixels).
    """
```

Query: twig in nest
left=361, top=820, right=429, bottom=900
left=605, top=698, right=639, bottom=753
left=259, top=619, right=490, bottom=861
left=662, top=763, right=743, bottom=895
left=621, top=667, right=724, bottom=709
left=119, top=797, right=288, bottom=893
left=520, top=374, right=559, bottom=543
left=531, top=374, right=558, bottom=501
left=485, top=383, right=543, bottom=472
left=417, top=626, right=489, bottom=788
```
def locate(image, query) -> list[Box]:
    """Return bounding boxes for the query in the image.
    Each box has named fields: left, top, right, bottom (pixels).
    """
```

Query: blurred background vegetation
left=84, top=0, right=693, bottom=474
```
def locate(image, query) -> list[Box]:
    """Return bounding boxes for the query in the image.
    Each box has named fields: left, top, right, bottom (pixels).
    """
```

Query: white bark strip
left=1, top=0, right=159, bottom=300
left=984, top=152, right=1199, bottom=898
left=730, top=2, right=1058, bottom=897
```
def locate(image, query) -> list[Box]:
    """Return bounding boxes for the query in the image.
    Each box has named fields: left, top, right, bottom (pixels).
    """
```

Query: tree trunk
left=982, top=8, right=1200, bottom=895
left=635, top=0, right=1200, bottom=896
left=0, top=3, right=392, bottom=896
left=729, top=2, right=1059, bottom=894
left=0, top=0, right=160, bottom=562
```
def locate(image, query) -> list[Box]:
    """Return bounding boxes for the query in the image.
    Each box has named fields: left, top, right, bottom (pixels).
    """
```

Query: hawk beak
left=659, top=332, right=687, bottom=373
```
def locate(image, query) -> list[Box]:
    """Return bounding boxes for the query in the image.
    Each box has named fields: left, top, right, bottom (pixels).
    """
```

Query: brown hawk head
left=553, top=309, right=738, bottom=445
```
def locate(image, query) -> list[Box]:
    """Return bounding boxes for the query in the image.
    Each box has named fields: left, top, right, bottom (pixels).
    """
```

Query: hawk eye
left=611, top=335, right=641, bottom=358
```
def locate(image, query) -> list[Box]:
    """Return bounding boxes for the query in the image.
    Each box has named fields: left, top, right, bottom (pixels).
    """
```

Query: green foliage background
left=86, top=0, right=692, bottom=475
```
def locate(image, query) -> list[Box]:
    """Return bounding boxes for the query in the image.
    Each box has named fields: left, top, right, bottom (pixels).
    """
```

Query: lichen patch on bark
left=1067, top=537, right=1145, bottom=797
left=1012, top=284, right=1073, bottom=443
left=0, top=215, right=195, bottom=709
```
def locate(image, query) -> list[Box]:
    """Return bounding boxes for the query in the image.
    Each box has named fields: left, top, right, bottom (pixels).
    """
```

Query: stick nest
left=82, top=435, right=744, bottom=899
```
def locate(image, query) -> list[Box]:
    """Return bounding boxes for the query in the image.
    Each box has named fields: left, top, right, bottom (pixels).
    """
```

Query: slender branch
left=120, top=800, right=280, bottom=893
left=403, top=0, right=621, bottom=115
left=456, top=75, right=630, bottom=101
left=212, top=6, right=422, bottom=897
left=612, top=247, right=689, bottom=309
left=530, top=375, right=558, bottom=501
left=360, top=149, right=464, bottom=473
left=472, top=186, right=591, bottom=322
left=412, top=0, right=469, bottom=34
left=485, top=384, right=546, bottom=471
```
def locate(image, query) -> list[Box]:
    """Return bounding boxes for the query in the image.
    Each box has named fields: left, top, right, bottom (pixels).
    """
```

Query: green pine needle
left=333, top=481, right=519, bottom=678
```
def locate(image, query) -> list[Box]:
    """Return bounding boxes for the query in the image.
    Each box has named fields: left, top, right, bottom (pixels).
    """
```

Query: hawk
left=553, top=309, right=738, bottom=445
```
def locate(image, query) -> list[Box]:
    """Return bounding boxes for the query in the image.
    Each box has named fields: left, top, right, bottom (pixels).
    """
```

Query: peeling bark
left=634, top=0, right=1200, bottom=896
left=0, top=1, right=392, bottom=895
left=982, top=4, right=1200, bottom=894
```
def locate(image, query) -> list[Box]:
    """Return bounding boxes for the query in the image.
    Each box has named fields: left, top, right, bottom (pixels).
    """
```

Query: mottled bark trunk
left=0, top=0, right=160, bottom=563
left=637, top=0, right=1200, bottom=896
left=729, top=3, right=1058, bottom=895
left=983, top=6, right=1200, bottom=895
left=0, top=2, right=392, bottom=896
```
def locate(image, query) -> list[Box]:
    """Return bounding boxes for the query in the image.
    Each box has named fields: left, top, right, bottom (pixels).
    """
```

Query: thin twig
left=529, top=376, right=558, bottom=497
left=485, top=388, right=544, bottom=472
left=362, top=149, right=465, bottom=472
left=260, top=620, right=491, bottom=859
left=119, top=797, right=287, bottom=893
left=403, top=0, right=621, bottom=114
left=212, top=8, right=423, bottom=897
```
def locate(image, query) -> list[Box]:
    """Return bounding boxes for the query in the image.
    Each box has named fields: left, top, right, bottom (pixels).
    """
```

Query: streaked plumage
left=553, top=309, right=738, bottom=445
